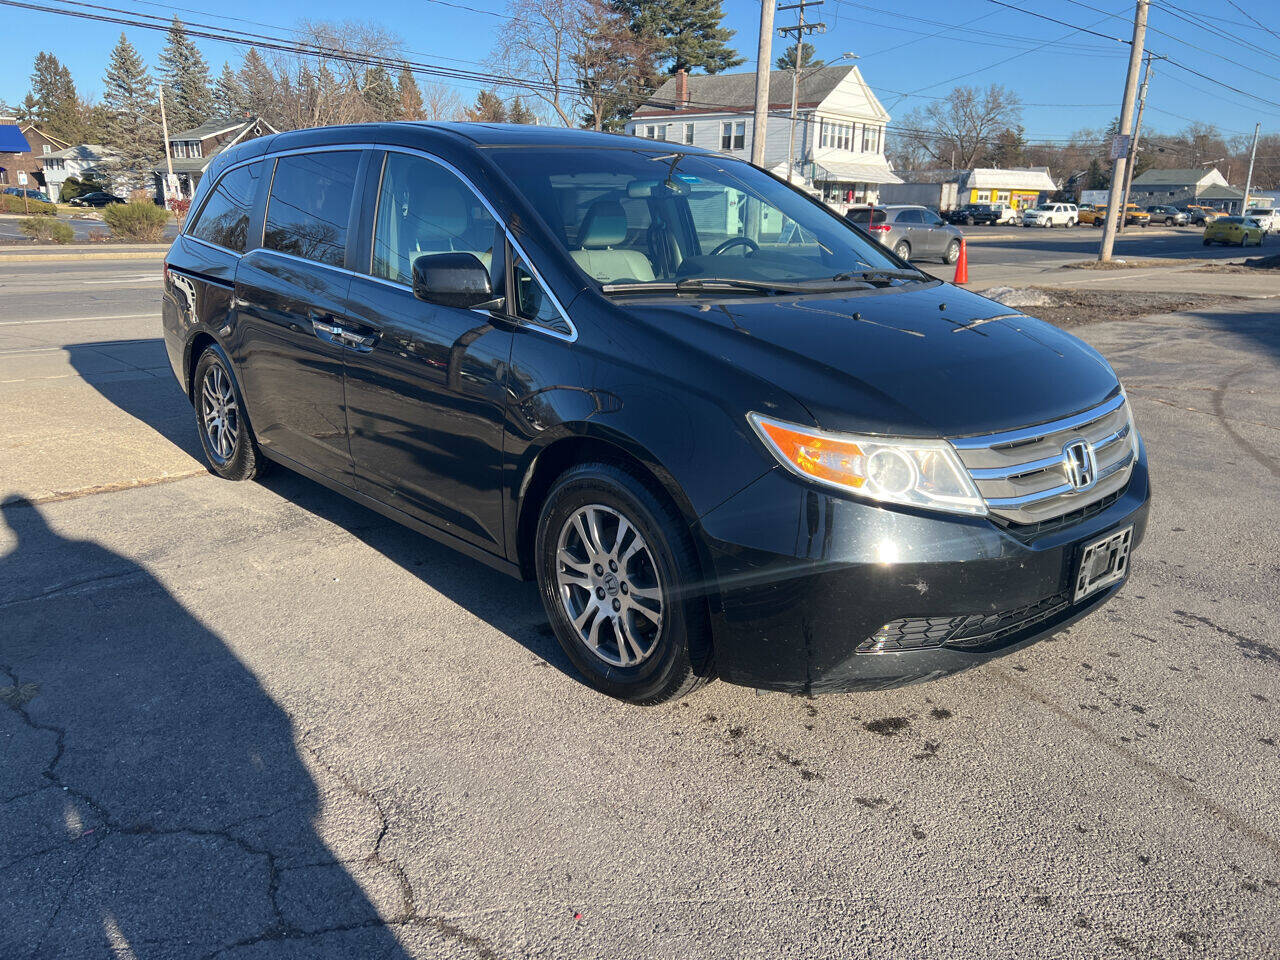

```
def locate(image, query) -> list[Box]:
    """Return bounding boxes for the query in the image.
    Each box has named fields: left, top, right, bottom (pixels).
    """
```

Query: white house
left=40, top=144, right=127, bottom=199
left=626, top=65, right=902, bottom=206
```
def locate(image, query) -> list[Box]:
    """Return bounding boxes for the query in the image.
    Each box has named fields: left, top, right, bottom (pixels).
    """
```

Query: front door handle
left=311, top=316, right=380, bottom=353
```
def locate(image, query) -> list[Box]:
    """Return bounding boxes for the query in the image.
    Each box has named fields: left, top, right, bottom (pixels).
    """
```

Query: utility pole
left=1118, top=53, right=1157, bottom=235
left=750, top=0, right=775, bottom=169
left=1240, top=122, right=1260, bottom=217
left=1099, top=0, right=1147, bottom=262
left=778, top=0, right=825, bottom=185
left=158, top=85, right=174, bottom=205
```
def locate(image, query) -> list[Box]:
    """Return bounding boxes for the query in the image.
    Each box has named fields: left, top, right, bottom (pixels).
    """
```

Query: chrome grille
left=952, top=393, right=1137, bottom=524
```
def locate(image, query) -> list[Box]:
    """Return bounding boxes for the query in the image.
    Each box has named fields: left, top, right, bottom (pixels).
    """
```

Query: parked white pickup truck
left=1244, top=207, right=1279, bottom=234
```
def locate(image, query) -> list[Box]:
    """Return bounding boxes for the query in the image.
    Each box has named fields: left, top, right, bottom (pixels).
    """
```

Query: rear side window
left=264, top=151, right=361, bottom=268
left=188, top=161, right=262, bottom=253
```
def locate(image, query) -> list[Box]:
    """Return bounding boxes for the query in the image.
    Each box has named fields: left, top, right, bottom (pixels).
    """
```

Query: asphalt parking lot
left=1, top=247, right=1278, bottom=958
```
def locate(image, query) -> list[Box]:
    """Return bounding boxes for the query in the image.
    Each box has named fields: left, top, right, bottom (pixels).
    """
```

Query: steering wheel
left=709, top=236, right=760, bottom=257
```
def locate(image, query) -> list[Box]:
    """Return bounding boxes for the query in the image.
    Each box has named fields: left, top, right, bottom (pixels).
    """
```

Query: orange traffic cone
left=953, top=237, right=969, bottom=284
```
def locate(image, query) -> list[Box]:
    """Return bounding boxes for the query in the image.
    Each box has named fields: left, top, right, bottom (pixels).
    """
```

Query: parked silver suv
left=846, top=205, right=964, bottom=264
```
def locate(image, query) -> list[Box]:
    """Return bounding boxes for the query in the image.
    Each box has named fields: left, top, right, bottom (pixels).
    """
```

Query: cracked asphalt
left=1, top=257, right=1278, bottom=958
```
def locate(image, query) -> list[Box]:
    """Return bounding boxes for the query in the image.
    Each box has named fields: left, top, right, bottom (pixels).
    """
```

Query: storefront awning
left=810, top=159, right=903, bottom=185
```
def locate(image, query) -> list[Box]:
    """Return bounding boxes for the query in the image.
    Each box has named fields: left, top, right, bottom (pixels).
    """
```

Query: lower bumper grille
left=858, top=592, right=1072, bottom=654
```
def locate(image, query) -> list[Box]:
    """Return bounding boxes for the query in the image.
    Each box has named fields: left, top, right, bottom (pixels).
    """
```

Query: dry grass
left=1061, top=257, right=1205, bottom=270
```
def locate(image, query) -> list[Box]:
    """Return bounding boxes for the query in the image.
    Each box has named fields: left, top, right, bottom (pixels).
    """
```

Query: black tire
left=192, top=344, right=266, bottom=481
left=893, top=240, right=910, bottom=260
left=944, top=239, right=961, bottom=265
left=1202, top=238, right=1211, bottom=246
left=535, top=462, right=713, bottom=705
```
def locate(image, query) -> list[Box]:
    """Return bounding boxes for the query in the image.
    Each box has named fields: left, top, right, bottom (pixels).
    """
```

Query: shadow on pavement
left=62, top=339, right=203, bottom=461
left=0, top=496, right=416, bottom=959
left=254, top=468, right=575, bottom=681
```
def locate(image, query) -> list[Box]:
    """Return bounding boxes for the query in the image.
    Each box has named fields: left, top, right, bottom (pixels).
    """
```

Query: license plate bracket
left=1073, top=525, right=1133, bottom=602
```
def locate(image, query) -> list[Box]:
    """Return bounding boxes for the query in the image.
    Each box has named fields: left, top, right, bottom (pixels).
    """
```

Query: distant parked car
left=846, top=204, right=965, bottom=263
left=1145, top=204, right=1188, bottom=226
left=1203, top=216, right=1265, bottom=246
left=1077, top=204, right=1106, bottom=226
left=1022, top=203, right=1077, bottom=228
left=1244, top=207, right=1278, bottom=234
left=1181, top=205, right=1219, bottom=226
left=68, top=191, right=124, bottom=207
left=1095, top=204, right=1150, bottom=228
left=2, top=187, right=54, bottom=205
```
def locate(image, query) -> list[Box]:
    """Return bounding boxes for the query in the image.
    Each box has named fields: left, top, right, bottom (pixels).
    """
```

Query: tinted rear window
left=188, top=161, right=262, bottom=253
left=846, top=208, right=886, bottom=224
left=264, top=151, right=361, bottom=268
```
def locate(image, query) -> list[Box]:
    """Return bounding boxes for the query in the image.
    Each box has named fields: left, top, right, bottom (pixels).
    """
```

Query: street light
left=785, top=51, right=858, bottom=185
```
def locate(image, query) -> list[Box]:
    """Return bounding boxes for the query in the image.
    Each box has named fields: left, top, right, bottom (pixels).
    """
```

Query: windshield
left=488, top=147, right=902, bottom=288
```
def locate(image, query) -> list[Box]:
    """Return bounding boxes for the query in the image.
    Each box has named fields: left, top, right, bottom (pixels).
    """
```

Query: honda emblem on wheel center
left=1062, top=439, right=1097, bottom=491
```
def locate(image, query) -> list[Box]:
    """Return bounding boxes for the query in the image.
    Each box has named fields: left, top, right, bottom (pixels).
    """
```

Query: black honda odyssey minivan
left=162, top=122, right=1149, bottom=703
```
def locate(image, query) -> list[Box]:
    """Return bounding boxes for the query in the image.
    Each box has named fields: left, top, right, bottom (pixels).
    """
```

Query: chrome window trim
left=951, top=393, right=1126, bottom=450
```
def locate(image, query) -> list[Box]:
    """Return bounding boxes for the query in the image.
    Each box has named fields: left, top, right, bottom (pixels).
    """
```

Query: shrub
left=168, top=197, right=192, bottom=225
left=18, top=216, right=74, bottom=244
left=59, top=177, right=83, bottom=202
left=2, top=194, right=53, bottom=214
left=102, top=201, right=168, bottom=242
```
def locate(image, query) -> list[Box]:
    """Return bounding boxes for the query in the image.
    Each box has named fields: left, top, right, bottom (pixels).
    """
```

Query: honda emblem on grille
left=1062, top=438, right=1097, bottom=491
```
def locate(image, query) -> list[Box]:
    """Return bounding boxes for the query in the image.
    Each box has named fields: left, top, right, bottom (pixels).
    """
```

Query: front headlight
left=748, top=413, right=987, bottom=516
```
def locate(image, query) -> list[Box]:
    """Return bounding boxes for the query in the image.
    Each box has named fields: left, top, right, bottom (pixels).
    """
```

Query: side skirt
left=260, top=448, right=524, bottom=580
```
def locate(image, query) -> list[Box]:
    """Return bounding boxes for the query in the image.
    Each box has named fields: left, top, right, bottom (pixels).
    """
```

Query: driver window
left=372, top=152, right=499, bottom=287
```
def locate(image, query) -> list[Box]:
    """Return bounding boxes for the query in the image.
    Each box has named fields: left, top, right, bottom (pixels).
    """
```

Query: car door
left=922, top=210, right=949, bottom=254
left=341, top=148, right=514, bottom=553
left=893, top=208, right=922, bottom=254
left=232, top=148, right=368, bottom=484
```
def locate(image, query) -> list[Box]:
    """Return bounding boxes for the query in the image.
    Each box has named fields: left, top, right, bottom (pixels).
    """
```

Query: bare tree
left=489, top=0, right=584, bottom=126
left=895, top=84, right=1023, bottom=169
left=420, top=81, right=465, bottom=121
left=573, top=0, right=658, bottom=131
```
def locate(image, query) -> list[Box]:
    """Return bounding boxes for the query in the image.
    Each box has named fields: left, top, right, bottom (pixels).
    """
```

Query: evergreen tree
left=775, top=42, right=822, bottom=71
left=26, top=52, right=85, bottom=142
left=507, top=97, right=536, bottom=124
left=158, top=17, right=212, bottom=128
left=464, top=90, right=507, bottom=123
left=238, top=48, right=277, bottom=123
left=618, top=0, right=743, bottom=74
left=361, top=66, right=399, bottom=121
left=1085, top=157, right=1110, bottom=191
left=397, top=66, right=424, bottom=121
left=212, top=62, right=247, bottom=118
left=101, top=33, right=161, bottom=188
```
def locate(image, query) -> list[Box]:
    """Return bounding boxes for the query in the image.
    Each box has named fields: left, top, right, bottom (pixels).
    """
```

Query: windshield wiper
left=829, top=268, right=925, bottom=283
left=601, top=277, right=810, bottom=295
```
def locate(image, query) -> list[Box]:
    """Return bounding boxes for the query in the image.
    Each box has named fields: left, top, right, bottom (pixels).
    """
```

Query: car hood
left=621, top=280, right=1120, bottom=438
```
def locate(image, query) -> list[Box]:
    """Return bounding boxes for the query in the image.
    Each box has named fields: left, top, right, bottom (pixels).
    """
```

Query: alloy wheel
left=555, top=504, right=664, bottom=668
left=200, top=363, right=239, bottom=463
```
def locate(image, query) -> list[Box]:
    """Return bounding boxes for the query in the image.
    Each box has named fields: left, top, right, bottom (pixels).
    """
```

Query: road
left=1, top=256, right=1278, bottom=959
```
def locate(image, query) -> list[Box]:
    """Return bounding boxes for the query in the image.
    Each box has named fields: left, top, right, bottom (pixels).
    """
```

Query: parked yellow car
left=1081, top=204, right=1150, bottom=227
left=1203, top=215, right=1266, bottom=246
left=1077, top=205, right=1106, bottom=226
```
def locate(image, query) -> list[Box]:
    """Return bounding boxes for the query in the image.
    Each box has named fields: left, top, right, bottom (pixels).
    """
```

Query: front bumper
left=694, top=439, right=1150, bottom=693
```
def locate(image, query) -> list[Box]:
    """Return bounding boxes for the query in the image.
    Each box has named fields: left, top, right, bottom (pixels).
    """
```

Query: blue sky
left=3, top=0, right=1276, bottom=142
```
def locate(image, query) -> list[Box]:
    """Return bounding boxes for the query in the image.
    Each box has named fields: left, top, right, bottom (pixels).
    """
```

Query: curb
left=0, top=250, right=166, bottom=262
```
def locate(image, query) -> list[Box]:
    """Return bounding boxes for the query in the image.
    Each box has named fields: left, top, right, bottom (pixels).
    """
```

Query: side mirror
left=412, top=252, right=502, bottom=311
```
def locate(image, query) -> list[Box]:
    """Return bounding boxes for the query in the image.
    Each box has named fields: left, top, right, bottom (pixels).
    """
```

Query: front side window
left=264, top=150, right=361, bottom=268
left=187, top=160, right=262, bottom=253
left=489, top=146, right=899, bottom=288
left=512, top=254, right=570, bottom=335
left=371, top=151, right=500, bottom=287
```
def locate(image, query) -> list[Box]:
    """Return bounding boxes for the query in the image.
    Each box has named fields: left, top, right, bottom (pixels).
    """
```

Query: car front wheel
left=535, top=463, right=713, bottom=704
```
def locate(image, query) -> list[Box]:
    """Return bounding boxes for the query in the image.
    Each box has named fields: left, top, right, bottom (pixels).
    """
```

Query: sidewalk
left=924, top=259, right=1280, bottom=298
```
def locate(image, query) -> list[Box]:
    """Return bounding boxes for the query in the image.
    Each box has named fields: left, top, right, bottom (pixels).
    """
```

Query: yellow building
left=963, top=167, right=1057, bottom=210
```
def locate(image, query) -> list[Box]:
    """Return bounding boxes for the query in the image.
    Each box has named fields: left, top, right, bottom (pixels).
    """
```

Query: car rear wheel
left=893, top=240, right=910, bottom=260
left=535, top=463, right=713, bottom=704
left=944, top=239, right=961, bottom=264
left=193, top=345, right=266, bottom=481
